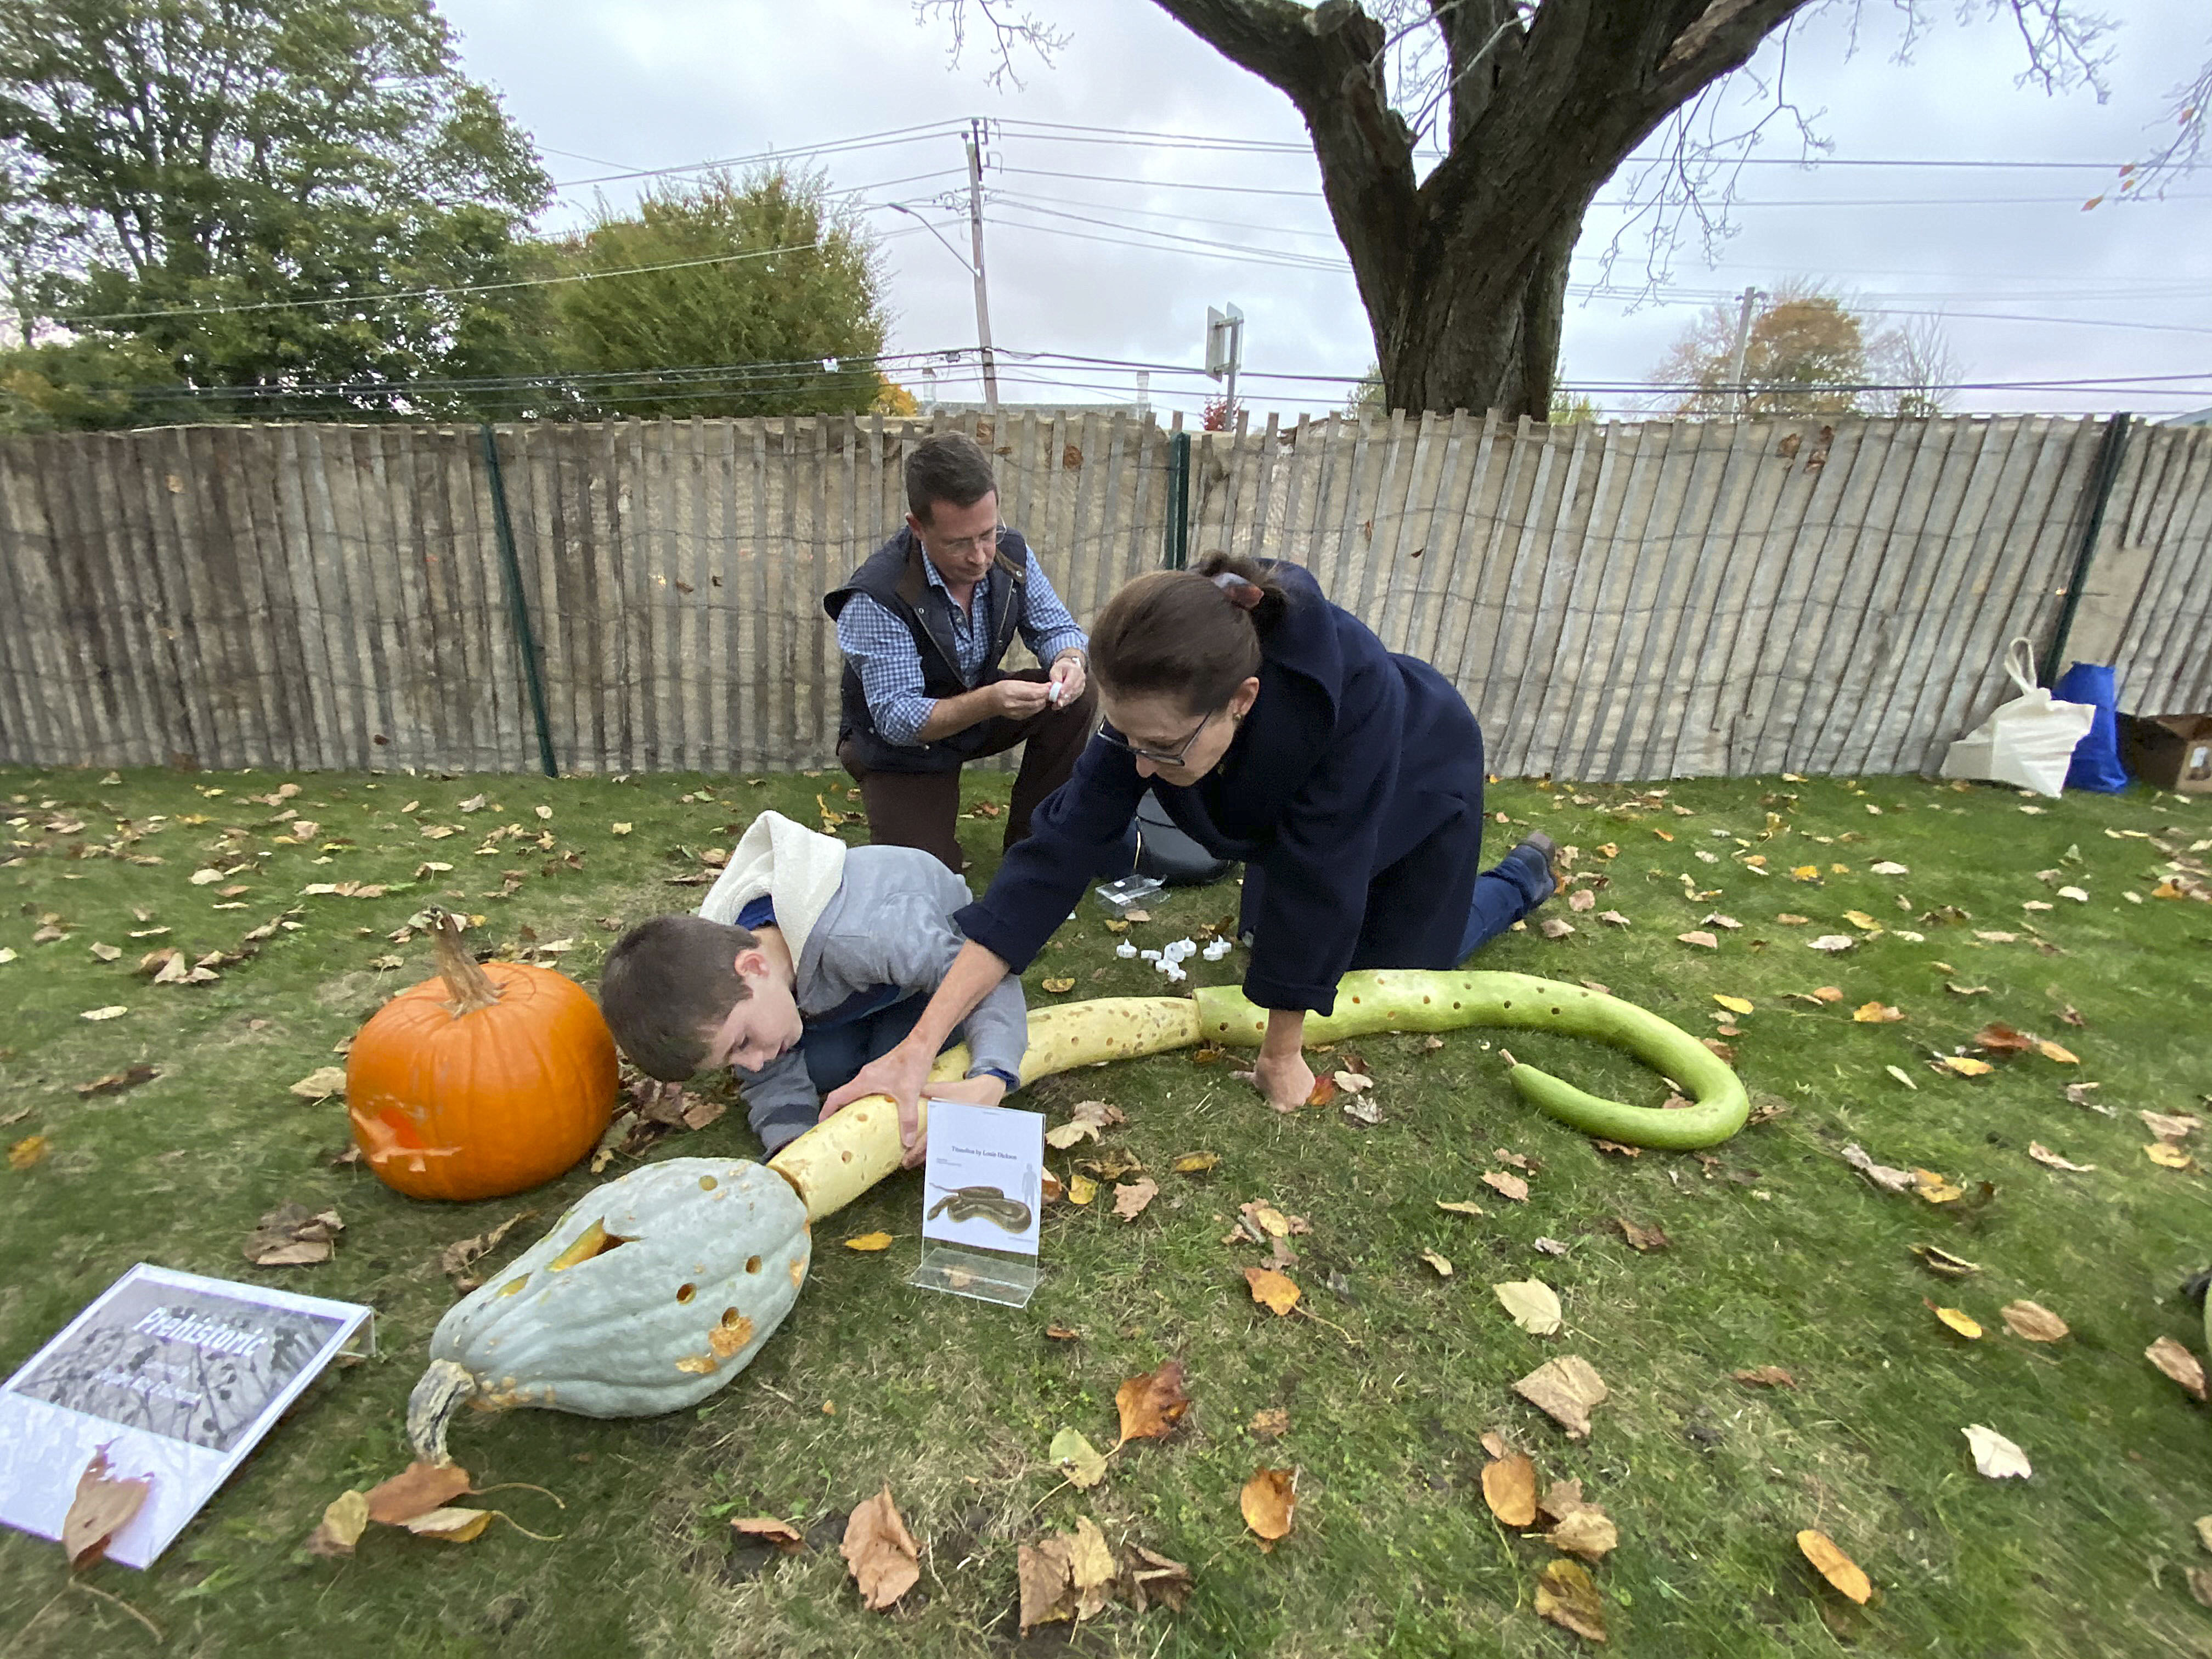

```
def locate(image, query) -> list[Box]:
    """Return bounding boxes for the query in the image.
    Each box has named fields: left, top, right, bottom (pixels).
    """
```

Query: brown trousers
left=838, top=670, right=1099, bottom=872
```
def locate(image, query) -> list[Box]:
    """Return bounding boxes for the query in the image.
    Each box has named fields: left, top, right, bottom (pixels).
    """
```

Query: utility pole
left=964, top=118, right=998, bottom=414
left=1725, top=285, right=1762, bottom=418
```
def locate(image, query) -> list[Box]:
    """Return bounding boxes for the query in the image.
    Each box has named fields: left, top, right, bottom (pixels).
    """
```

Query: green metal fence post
left=2042, top=411, right=2131, bottom=687
left=478, top=424, right=559, bottom=778
left=1164, top=428, right=1191, bottom=570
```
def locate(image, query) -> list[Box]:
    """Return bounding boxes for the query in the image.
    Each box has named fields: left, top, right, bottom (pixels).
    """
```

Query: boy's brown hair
left=599, top=914, right=759, bottom=1081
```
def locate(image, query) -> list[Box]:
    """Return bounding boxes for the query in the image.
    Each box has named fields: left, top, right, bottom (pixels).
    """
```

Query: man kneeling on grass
left=599, top=809, right=1025, bottom=1163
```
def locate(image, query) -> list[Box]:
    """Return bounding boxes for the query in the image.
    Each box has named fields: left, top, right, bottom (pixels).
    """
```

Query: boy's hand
left=903, top=1075, right=1007, bottom=1169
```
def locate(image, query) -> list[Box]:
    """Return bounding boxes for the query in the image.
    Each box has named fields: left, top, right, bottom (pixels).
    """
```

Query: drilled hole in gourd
left=1452, top=1001, right=1463, bottom=1009
left=698, top=1175, right=718, bottom=1191
left=1501, top=1000, right=1513, bottom=1009
left=840, top=1151, right=853, bottom=1164
left=1550, top=1006, right=1562, bottom=1015
left=676, top=1283, right=696, bottom=1303
left=721, top=1308, right=743, bottom=1327
left=746, top=1256, right=762, bottom=1274
left=547, top=1220, right=633, bottom=1269
left=1422, top=995, right=1431, bottom=1004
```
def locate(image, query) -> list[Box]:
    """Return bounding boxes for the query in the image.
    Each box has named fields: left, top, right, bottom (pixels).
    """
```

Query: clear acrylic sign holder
left=911, top=1099, right=1044, bottom=1310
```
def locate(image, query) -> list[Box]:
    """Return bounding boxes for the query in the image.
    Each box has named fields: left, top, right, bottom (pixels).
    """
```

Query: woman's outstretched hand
left=822, top=1041, right=935, bottom=1167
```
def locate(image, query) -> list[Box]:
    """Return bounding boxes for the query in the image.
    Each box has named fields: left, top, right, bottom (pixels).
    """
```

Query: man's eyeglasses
left=1098, top=709, right=1215, bottom=768
left=928, top=526, right=1002, bottom=557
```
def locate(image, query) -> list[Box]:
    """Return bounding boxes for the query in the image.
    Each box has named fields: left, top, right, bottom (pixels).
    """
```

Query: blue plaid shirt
left=833, top=545, right=1087, bottom=747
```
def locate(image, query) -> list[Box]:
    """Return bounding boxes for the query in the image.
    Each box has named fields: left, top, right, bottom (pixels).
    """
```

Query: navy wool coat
left=956, top=562, right=1490, bottom=1018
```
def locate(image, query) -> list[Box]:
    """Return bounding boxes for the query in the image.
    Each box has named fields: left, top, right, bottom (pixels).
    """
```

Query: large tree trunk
left=1150, top=0, right=1812, bottom=419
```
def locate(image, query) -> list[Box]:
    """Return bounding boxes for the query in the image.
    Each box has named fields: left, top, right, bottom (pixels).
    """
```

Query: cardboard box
left=2120, top=713, right=2212, bottom=794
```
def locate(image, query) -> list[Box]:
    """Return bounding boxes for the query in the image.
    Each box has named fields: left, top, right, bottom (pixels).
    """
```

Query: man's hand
left=902, top=1075, right=1008, bottom=1168
left=1047, top=652, right=1087, bottom=708
left=988, top=677, right=1052, bottom=720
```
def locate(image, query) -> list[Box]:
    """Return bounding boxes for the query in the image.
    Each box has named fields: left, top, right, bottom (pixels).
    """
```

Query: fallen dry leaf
left=1928, top=1302, right=1984, bottom=1339
left=1494, top=1279, right=1563, bottom=1336
left=438, top=1210, right=534, bottom=1291
left=1678, top=930, right=1719, bottom=950
left=1244, top=1267, right=1301, bottom=1316
left=1539, top=917, right=1576, bottom=940
left=2034, top=1040, right=2078, bottom=1065
left=244, top=1201, right=342, bottom=1266
left=80, top=1005, right=128, bottom=1021
left=1714, top=994, right=1754, bottom=1014
left=1913, top=1169, right=1966, bottom=1203
left=1041, top=976, right=1075, bottom=995
left=2146, top=1142, right=2197, bottom=1170
left=1066, top=1174, right=1098, bottom=1206
left=1250, top=1406, right=1289, bottom=1440
left=1884, top=1064, right=1920, bottom=1091
left=1733, top=1365, right=1797, bottom=1388
left=1797, top=1528, right=1872, bottom=1604
left=289, top=1065, right=347, bottom=1101
left=2026, top=1142, right=2095, bottom=1172
left=1419, top=1248, right=1454, bottom=1278
left=1482, top=1170, right=1530, bottom=1203
left=2143, top=1110, right=2201, bottom=1142
left=366, top=1461, right=473, bottom=1525
left=1616, top=1217, right=1669, bottom=1252
left=1049, top=1427, right=1109, bottom=1490
left=842, top=1485, right=921, bottom=1611
left=1934, top=1055, right=1994, bottom=1078
left=1567, top=889, right=1596, bottom=913
left=1481, top=1453, right=1538, bottom=1526
left=1807, top=935, right=1857, bottom=953
left=2148, top=1335, right=2209, bottom=1401
left=76, top=1064, right=159, bottom=1098
left=1548, top=1505, right=1618, bottom=1561
left=400, top=1505, right=493, bottom=1543
left=1963, top=1423, right=2032, bottom=1479
left=1436, top=1199, right=1487, bottom=1217
left=9, top=1134, right=49, bottom=1171
left=2000, top=1300, right=2068, bottom=1342
left=1124, top=1543, right=1193, bottom=1613
left=1240, top=1466, right=1297, bottom=1545
left=1172, top=1151, right=1220, bottom=1173
left=1113, top=1176, right=1159, bottom=1221
left=1115, top=1360, right=1190, bottom=1442
left=1911, top=1243, right=1981, bottom=1277
left=1534, top=1557, right=1607, bottom=1642
left=731, top=1516, right=806, bottom=1553
left=305, top=1489, right=370, bottom=1558
left=843, top=1232, right=894, bottom=1252
left=63, top=1448, right=151, bottom=1571
left=1852, top=1001, right=1904, bottom=1024
left=1514, top=1356, right=1610, bottom=1439
left=1840, top=1143, right=1916, bottom=1194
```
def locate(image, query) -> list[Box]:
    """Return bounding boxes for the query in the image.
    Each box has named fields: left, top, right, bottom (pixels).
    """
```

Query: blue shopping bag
left=2052, top=662, right=2129, bottom=793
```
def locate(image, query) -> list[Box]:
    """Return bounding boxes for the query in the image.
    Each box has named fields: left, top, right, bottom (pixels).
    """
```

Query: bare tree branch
left=912, top=0, right=1069, bottom=91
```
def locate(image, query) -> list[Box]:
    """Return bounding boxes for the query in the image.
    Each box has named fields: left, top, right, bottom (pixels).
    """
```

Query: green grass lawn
left=2, top=760, right=2210, bottom=1658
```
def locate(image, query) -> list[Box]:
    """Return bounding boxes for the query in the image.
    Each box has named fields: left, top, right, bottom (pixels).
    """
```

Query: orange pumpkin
left=347, top=912, right=618, bottom=1201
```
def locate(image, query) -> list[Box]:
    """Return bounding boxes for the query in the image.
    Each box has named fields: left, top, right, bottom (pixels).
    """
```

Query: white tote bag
left=1939, top=637, right=2096, bottom=797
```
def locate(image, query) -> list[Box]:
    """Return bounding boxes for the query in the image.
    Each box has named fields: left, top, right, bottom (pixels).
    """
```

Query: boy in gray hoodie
left=599, top=811, right=1026, bottom=1159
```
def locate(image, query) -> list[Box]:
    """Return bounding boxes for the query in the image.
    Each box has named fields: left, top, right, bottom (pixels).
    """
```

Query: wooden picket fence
left=1, top=409, right=2207, bottom=781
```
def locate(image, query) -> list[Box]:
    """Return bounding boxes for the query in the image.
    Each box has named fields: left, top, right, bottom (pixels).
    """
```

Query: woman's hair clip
left=1211, top=569, right=1263, bottom=611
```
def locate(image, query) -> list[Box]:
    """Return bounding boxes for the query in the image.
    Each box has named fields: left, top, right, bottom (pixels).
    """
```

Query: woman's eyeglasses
left=1098, top=709, right=1215, bottom=768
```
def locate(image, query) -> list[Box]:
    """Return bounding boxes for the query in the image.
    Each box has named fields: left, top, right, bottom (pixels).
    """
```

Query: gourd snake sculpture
left=407, top=969, right=1748, bottom=1464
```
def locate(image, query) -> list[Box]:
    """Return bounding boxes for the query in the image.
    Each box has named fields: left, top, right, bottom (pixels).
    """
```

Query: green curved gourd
left=1191, top=970, right=1748, bottom=1151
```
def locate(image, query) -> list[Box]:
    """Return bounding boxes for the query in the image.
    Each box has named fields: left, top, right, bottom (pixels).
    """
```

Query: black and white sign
left=0, top=1265, right=371, bottom=1567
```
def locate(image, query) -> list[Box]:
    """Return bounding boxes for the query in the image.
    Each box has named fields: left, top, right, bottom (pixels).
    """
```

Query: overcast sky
left=439, top=0, right=2211, bottom=422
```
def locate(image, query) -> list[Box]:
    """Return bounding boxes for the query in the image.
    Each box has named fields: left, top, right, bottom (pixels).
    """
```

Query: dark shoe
left=1506, top=832, right=1561, bottom=904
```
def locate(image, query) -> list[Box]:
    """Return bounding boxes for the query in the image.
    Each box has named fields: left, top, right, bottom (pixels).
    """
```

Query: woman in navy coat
left=823, top=555, right=1557, bottom=1149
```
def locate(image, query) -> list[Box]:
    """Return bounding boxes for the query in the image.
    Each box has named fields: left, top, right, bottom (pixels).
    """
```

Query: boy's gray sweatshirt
left=731, top=844, right=1028, bottom=1149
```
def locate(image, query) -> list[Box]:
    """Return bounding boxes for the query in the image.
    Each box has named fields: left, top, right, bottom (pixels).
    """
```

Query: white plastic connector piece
left=1116, top=941, right=1137, bottom=958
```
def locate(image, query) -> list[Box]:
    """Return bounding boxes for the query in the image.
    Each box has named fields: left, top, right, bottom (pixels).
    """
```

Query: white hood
left=696, top=810, right=848, bottom=964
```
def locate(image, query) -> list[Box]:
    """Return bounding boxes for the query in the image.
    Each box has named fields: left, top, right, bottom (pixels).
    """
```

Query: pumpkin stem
left=427, top=910, right=504, bottom=1016
left=407, top=1358, right=479, bottom=1467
